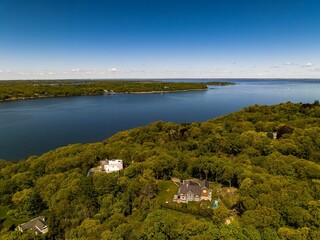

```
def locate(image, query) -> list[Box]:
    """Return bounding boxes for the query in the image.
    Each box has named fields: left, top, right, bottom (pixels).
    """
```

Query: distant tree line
left=0, top=80, right=233, bottom=102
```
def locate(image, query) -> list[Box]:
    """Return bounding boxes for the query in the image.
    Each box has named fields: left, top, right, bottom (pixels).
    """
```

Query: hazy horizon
left=1, top=78, right=320, bottom=81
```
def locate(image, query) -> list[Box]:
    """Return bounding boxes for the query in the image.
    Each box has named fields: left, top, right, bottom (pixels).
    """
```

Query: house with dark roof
left=173, top=179, right=212, bottom=203
left=16, top=216, right=48, bottom=235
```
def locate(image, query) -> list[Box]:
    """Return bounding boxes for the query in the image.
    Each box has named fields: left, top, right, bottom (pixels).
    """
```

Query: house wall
left=104, top=164, right=122, bottom=172
left=200, top=189, right=212, bottom=201
left=41, top=227, right=49, bottom=234
left=201, top=188, right=209, bottom=197
left=103, top=160, right=123, bottom=172
left=194, top=196, right=200, bottom=201
left=187, top=194, right=194, bottom=202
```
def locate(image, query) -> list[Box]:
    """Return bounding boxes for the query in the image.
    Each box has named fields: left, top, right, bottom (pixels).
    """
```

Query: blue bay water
left=0, top=79, right=319, bottom=161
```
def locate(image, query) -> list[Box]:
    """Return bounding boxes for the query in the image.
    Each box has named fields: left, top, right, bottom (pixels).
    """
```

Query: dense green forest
left=0, top=80, right=233, bottom=101
left=0, top=101, right=320, bottom=239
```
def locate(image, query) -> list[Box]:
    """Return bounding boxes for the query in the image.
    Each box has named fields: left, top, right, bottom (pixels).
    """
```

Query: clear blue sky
left=1, top=0, right=320, bottom=79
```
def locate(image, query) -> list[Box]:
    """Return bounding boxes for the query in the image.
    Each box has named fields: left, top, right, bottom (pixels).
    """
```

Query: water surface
left=0, top=79, right=319, bottom=161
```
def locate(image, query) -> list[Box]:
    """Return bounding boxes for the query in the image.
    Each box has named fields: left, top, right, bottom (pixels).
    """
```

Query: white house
left=101, top=159, right=123, bottom=173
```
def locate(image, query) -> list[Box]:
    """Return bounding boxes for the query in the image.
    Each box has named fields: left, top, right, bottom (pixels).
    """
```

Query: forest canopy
left=0, top=101, right=319, bottom=239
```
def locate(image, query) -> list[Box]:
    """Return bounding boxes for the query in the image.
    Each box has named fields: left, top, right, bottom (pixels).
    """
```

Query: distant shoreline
left=0, top=88, right=210, bottom=103
left=0, top=80, right=234, bottom=103
left=104, top=88, right=208, bottom=95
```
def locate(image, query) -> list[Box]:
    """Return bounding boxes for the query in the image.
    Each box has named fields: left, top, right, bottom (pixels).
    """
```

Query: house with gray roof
left=16, top=216, right=48, bottom=235
left=173, top=179, right=212, bottom=203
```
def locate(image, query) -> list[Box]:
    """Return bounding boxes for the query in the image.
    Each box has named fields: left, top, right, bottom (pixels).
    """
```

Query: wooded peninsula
left=0, top=80, right=234, bottom=102
left=0, top=102, right=319, bottom=239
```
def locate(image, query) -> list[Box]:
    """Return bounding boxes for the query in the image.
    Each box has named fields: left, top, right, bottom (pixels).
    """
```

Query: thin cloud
left=69, top=68, right=118, bottom=74
left=0, top=69, right=12, bottom=73
left=304, top=63, right=313, bottom=67
left=13, top=70, right=56, bottom=76
left=283, top=62, right=298, bottom=66
left=108, top=67, right=118, bottom=72
left=17, top=72, right=30, bottom=75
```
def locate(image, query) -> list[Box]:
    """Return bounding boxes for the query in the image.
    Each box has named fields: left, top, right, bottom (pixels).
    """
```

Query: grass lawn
left=160, top=208, right=206, bottom=223
left=157, top=180, right=179, bottom=204
left=209, top=182, right=240, bottom=209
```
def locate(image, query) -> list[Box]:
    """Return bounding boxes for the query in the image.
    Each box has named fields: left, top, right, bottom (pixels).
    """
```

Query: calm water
left=0, top=79, right=319, bottom=161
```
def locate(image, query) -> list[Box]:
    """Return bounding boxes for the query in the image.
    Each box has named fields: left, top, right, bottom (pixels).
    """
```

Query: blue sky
left=0, top=0, right=320, bottom=79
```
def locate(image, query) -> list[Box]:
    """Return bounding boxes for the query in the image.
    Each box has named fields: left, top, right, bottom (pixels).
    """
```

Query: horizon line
left=1, top=77, right=320, bottom=82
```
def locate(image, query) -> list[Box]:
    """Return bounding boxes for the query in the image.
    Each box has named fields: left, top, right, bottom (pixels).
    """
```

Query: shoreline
left=104, top=88, right=208, bottom=95
left=0, top=88, right=208, bottom=103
